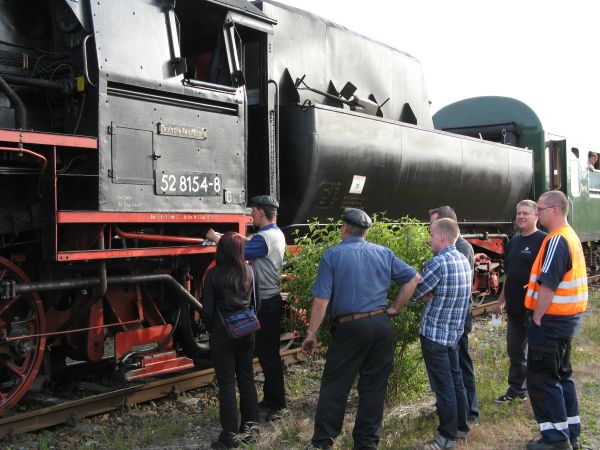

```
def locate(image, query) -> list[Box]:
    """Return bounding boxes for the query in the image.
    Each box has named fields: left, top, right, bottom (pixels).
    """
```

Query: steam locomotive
left=0, top=0, right=598, bottom=415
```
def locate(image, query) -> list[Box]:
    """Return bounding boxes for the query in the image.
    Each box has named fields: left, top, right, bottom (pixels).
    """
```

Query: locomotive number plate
left=155, top=171, right=222, bottom=196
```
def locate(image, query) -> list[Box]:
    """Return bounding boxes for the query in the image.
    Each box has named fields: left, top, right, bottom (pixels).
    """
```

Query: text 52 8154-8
left=155, top=171, right=222, bottom=196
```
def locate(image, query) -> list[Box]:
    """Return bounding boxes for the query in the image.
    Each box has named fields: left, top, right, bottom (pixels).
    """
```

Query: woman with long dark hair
left=201, top=232, right=261, bottom=449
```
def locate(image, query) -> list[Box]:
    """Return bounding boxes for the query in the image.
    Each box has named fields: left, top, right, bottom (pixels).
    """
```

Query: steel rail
left=0, top=348, right=308, bottom=437
left=471, top=300, right=499, bottom=316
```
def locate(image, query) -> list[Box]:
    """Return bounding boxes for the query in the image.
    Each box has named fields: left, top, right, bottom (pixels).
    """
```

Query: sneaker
left=469, top=416, right=479, bottom=426
left=570, top=437, right=581, bottom=450
left=526, top=438, right=573, bottom=450
left=423, top=434, right=455, bottom=449
left=495, top=393, right=526, bottom=404
left=457, top=430, right=469, bottom=443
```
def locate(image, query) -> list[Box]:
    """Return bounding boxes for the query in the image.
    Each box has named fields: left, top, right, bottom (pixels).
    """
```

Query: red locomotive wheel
left=0, top=257, right=46, bottom=416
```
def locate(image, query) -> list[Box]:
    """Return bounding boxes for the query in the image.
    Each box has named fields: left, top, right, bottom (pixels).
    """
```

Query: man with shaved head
left=428, top=206, right=478, bottom=426
left=524, top=190, right=588, bottom=450
left=395, top=217, right=472, bottom=450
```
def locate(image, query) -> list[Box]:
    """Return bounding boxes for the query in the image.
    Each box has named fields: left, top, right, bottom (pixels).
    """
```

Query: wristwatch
left=306, top=330, right=317, bottom=339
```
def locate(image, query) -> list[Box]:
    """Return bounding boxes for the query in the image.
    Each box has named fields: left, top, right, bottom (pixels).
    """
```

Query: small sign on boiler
left=349, top=175, right=366, bottom=194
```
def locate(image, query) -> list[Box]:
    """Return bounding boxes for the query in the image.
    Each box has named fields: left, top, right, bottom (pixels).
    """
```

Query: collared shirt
left=244, top=223, right=278, bottom=260
left=413, top=245, right=472, bottom=346
left=311, top=237, right=417, bottom=319
left=504, top=230, right=546, bottom=314
left=245, top=223, right=285, bottom=298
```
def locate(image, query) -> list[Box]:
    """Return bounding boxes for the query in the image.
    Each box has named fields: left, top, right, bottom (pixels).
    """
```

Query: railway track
left=0, top=301, right=496, bottom=439
left=0, top=347, right=309, bottom=437
left=471, top=300, right=499, bottom=316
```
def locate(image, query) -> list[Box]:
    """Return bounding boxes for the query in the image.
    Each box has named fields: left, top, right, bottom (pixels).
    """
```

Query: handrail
left=81, top=34, right=97, bottom=88
left=114, top=225, right=204, bottom=244
left=0, top=145, right=47, bottom=173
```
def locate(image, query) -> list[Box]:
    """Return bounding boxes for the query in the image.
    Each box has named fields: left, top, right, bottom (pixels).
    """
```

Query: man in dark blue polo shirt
left=301, top=208, right=420, bottom=450
left=495, top=200, right=546, bottom=404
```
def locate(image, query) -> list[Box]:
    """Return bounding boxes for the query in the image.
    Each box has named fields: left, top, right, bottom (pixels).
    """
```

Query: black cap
left=248, top=195, right=279, bottom=211
left=342, top=208, right=372, bottom=228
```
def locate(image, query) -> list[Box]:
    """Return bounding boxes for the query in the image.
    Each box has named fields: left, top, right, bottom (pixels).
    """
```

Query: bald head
left=539, top=190, right=569, bottom=217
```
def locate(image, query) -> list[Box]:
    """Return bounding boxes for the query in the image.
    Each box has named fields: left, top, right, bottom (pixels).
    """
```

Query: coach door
left=546, top=139, right=567, bottom=193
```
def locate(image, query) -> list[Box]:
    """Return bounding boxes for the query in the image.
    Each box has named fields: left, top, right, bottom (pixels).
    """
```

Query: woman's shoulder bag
left=217, top=267, right=261, bottom=338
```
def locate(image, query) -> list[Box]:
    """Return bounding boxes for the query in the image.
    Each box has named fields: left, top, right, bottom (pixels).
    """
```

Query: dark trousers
left=506, top=312, right=528, bottom=397
left=312, top=313, right=395, bottom=450
left=210, top=330, right=259, bottom=444
left=421, top=335, right=470, bottom=442
left=458, top=312, right=479, bottom=420
left=527, top=320, right=580, bottom=443
left=256, top=294, right=286, bottom=410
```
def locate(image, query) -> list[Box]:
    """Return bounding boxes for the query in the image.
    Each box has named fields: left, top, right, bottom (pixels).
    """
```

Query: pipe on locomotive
left=0, top=73, right=74, bottom=95
left=0, top=75, right=27, bottom=129
left=0, top=273, right=203, bottom=312
left=0, top=146, right=48, bottom=173
left=113, top=225, right=205, bottom=244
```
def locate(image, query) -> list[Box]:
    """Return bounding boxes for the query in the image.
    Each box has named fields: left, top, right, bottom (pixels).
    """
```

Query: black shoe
left=265, top=407, right=285, bottom=422
left=570, top=437, right=581, bottom=450
left=526, top=438, right=573, bottom=450
left=307, top=438, right=334, bottom=449
left=469, top=416, right=479, bottom=426
left=495, top=393, right=526, bottom=404
left=238, top=422, right=259, bottom=444
left=210, top=440, right=239, bottom=449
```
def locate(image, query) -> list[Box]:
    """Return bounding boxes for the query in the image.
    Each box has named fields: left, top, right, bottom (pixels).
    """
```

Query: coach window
left=589, top=150, right=600, bottom=194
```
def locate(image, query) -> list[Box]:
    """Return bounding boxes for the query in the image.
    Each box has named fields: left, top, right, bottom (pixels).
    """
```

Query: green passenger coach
left=434, top=96, right=600, bottom=272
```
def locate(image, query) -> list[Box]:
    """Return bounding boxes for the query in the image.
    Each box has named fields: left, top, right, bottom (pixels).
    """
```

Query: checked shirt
left=414, top=245, right=472, bottom=346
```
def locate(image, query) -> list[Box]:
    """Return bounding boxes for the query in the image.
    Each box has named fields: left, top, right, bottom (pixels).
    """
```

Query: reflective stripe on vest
left=524, top=225, right=588, bottom=315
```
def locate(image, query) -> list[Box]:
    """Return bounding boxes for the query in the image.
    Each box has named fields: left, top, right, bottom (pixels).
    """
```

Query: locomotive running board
left=124, top=351, right=195, bottom=381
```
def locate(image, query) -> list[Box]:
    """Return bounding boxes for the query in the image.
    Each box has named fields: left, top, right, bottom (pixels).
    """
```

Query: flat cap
left=248, top=195, right=279, bottom=210
left=342, top=208, right=372, bottom=228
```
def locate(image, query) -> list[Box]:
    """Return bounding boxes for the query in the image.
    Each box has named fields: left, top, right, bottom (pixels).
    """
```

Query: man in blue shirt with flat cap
left=206, top=195, right=287, bottom=419
left=302, top=208, right=420, bottom=450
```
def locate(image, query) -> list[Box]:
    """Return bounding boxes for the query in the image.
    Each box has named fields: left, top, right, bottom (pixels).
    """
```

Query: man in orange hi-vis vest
left=524, top=190, right=588, bottom=450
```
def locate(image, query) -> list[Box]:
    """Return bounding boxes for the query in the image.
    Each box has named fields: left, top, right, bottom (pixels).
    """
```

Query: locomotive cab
left=0, top=0, right=278, bottom=416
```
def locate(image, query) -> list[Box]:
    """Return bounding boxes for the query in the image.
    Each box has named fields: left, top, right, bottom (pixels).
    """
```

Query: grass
left=259, top=292, right=600, bottom=449
left=12, top=293, right=597, bottom=450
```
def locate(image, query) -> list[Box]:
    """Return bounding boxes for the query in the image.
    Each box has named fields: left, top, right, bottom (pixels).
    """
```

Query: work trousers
left=527, top=320, right=580, bottom=443
left=421, top=335, right=470, bottom=443
left=255, top=294, right=286, bottom=410
left=458, top=312, right=479, bottom=420
left=312, top=313, right=395, bottom=450
left=210, top=330, right=259, bottom=445
left=506, top=311, right=528, bottom=397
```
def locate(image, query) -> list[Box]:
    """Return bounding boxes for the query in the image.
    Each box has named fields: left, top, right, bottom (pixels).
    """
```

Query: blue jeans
left=458, top=312, right=479, bottom=419
left=506, top=312, right=528, bottom=397
left=421, top=335, right=469, bottom=441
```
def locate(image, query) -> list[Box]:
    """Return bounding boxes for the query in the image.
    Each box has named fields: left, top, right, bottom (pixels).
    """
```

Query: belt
left=336, top=309, right=386, bottom=324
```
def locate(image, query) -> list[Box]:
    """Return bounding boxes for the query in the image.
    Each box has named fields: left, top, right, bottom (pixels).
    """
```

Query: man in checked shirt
left=410, top=218, right=472, bottom=450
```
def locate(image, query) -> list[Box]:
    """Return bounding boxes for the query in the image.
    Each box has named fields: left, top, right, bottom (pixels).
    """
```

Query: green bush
left=284, top=215, right=431, bottom=400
